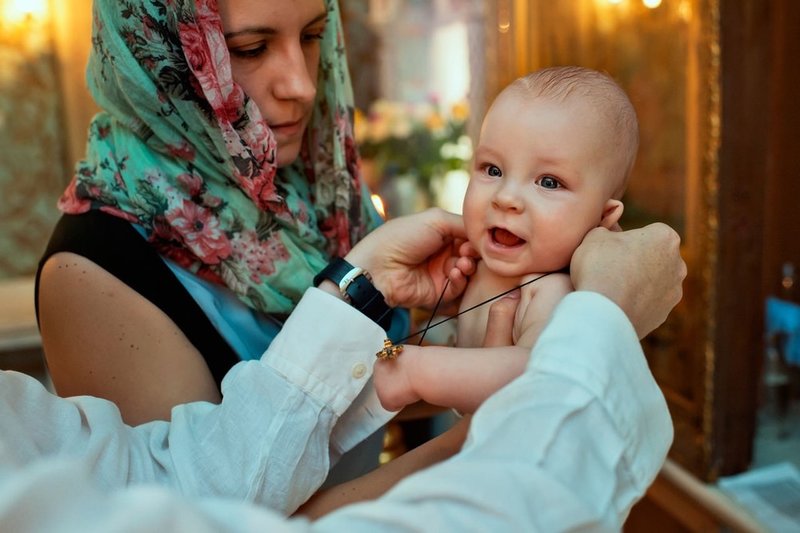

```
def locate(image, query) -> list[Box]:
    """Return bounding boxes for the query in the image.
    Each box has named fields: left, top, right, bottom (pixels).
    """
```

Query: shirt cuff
left=260, top=288, right=388, bottom=417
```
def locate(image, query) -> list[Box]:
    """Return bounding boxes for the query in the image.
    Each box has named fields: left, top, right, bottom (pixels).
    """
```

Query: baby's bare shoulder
left=520, top=271, right=573, bottom=299
left=514, top=272, right=574, bottom=347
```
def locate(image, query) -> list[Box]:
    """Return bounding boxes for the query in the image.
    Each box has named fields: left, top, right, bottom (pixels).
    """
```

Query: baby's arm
left=374, top=344, right=530, bottom=413
left=374, top=274, right=573, bottom=414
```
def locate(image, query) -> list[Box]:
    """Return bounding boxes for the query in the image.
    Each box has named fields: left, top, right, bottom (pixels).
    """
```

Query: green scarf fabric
left=59, top=0, right=378, bottom=314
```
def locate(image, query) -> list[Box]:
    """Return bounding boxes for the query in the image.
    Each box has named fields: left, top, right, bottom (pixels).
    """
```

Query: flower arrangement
left=355, top=99, right=472, bottom=197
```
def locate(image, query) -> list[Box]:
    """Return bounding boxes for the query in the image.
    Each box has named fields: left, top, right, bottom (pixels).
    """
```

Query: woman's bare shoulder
left=38, top=252, right=220, bottom=424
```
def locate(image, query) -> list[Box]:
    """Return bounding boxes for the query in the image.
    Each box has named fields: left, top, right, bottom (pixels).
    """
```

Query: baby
left=374, top=66, right=639, bottom=414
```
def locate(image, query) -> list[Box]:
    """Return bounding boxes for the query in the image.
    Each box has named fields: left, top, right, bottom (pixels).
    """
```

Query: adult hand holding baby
left=345, top=208, right=478, bottom=309
left=570, top=223, right=686, bottom=339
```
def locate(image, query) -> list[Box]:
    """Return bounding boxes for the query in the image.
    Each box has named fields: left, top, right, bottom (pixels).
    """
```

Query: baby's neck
left=471, top=262, right=528, bottom=295
left=475, top=259, right=570, bottom=283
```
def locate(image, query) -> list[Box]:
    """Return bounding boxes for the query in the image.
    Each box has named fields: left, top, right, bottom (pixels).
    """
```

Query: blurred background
left=1, top=1, right=798, bottom=530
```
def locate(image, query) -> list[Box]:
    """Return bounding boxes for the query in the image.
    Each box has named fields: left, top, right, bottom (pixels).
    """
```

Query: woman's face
left=218, top=0, right=327, bottom=167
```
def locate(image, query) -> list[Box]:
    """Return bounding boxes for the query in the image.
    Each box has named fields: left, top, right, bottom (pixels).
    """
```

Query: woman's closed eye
left=536, top=175, right=562, bottom=189
left=229, top=41, right=268, bottom=59
left=302, top=28, right=326, bottom=44
left=227, top=23, right=326, bottom=60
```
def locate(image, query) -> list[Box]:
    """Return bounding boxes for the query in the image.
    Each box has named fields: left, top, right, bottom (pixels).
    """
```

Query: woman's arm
left=38, top=252, right=220, bottom=425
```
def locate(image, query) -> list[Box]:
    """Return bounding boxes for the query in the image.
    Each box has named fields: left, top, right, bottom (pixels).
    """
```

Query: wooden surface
left=626, top=459, right=766, bottom=533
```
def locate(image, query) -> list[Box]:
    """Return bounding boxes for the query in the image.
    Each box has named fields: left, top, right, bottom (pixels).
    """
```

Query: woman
left=36, top=0, right=405, bottom=490
left=39, top=0, right=380, bottom=417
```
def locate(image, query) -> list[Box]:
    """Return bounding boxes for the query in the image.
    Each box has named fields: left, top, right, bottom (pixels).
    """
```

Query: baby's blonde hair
left=508, top=66, right=639, bottom=199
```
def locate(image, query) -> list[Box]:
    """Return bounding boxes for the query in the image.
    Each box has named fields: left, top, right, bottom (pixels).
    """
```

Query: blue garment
left=164, top=262, right=283, bottom=360
left=765, top=297, right=800, bottom=366
left=135, top=226, right=410, bottom=360
left=165, top=259, right=409, bottom=359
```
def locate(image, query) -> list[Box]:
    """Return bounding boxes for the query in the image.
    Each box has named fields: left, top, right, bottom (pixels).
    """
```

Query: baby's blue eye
left=487, top=165, right=502, bottom=177
left=539, top=176, right=560, bottom=189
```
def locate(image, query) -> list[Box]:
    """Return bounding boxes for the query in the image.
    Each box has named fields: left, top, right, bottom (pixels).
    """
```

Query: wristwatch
left=313, top=257, right=394, bottom=330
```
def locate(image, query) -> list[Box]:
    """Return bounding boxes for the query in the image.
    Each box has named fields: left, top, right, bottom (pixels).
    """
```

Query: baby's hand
left=373, top=345, right=421, bottom=412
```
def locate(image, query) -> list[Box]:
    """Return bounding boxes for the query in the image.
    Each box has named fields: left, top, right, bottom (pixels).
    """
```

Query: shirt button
left=352, top=363, right=367, bottom=379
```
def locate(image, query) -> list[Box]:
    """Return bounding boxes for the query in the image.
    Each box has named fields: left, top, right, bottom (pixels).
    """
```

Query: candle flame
left=371, top=194, right=386, bottom=219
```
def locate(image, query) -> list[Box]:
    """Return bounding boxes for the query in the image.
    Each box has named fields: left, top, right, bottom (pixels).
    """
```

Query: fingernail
left=504, top=289, right=521, bottom=300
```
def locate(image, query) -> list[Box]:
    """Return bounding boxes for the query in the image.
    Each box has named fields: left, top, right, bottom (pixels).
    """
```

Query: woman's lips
left=490, top=227, right=526, bottom=247
left=270, top=120, right=304, bottom=137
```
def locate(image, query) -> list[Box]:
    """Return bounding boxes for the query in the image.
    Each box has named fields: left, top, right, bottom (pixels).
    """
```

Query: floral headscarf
left=59, top=0, right=377, bottom=314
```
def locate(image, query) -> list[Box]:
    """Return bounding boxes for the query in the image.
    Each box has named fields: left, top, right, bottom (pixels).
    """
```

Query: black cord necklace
left=376, top=271, right=554, bottom=359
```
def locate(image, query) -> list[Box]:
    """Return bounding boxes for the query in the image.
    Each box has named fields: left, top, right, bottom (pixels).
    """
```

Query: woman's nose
left=273, top=46, right=316, bottom=104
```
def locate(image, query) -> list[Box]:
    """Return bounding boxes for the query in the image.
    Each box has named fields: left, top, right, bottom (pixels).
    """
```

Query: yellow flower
left=354, top=108, right=368, bottom=142
left=450, top=100, right=469, bottom=122
left=425, top=112, right=445, bottom=133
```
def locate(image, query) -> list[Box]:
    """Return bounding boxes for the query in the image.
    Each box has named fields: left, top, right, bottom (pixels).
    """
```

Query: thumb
left=482, top=291, right=520, bottom=347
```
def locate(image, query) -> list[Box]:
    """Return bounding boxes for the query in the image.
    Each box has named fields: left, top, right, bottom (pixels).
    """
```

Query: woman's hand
left=570, top=223, right=686, bottom=338
left=346, top=208, right=478, bottom=309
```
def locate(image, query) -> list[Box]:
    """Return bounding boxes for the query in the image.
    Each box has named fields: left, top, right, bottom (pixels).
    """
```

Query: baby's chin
left=481, top=256, right=567, bottom=279
left=481, top=258, right=540, bottom=279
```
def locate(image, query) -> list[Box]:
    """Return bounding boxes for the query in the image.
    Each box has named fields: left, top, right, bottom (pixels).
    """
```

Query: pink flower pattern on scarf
left=58, top=0, right=378, bottom=314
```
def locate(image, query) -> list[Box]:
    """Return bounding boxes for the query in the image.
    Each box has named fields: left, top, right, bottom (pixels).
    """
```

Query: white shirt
left=0, top=290, right=672, bottom=532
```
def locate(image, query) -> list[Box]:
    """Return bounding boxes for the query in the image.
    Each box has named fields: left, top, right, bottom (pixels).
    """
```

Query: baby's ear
left=599, top=199, right=624, bottom=229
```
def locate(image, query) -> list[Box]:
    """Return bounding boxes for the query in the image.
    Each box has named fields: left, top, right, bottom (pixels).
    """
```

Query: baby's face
left=462, top=91, right=623, bottom=278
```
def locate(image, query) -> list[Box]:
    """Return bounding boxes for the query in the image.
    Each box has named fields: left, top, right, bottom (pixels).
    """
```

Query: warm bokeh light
left=431, top=22, right=470, bottom=109
left=643, top=0, right=662, bottom=8
left=2, top=0, right=49, bottom=25
left=678, top=0, right=692, bottom=21
left=0, top=0, right=51, bottom=57
left=371, top=194, right=386, bottom=219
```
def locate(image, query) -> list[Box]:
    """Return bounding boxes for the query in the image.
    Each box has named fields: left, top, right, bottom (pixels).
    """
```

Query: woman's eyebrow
left=223, top=12, right=328, bottom=40
left=303, top=11, right=329, bottom=29
left=224, top=27, right=275, bottom=39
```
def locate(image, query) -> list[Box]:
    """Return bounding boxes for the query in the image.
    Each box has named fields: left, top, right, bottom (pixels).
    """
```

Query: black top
left=35, top=210, right=241, bottom=389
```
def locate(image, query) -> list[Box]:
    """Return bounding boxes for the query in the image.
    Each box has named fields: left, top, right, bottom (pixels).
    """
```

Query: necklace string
left=400, top=271, right=554, bottom=344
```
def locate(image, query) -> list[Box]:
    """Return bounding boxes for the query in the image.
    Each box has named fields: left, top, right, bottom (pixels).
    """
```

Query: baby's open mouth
left=491, top=227, right=526, bottom=247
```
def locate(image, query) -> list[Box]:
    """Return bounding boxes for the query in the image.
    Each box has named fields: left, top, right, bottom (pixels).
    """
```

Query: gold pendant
left=376, top=338, right=404, bottom=360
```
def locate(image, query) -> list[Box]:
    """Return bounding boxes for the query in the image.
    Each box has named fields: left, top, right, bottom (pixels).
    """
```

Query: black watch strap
left=313, top=257, right=394, bottom=331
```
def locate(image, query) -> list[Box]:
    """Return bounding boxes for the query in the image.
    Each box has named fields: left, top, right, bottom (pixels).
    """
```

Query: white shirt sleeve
left=0, top=291, right=672, bottom=532
left=0, top=288, right=392, bottom=515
